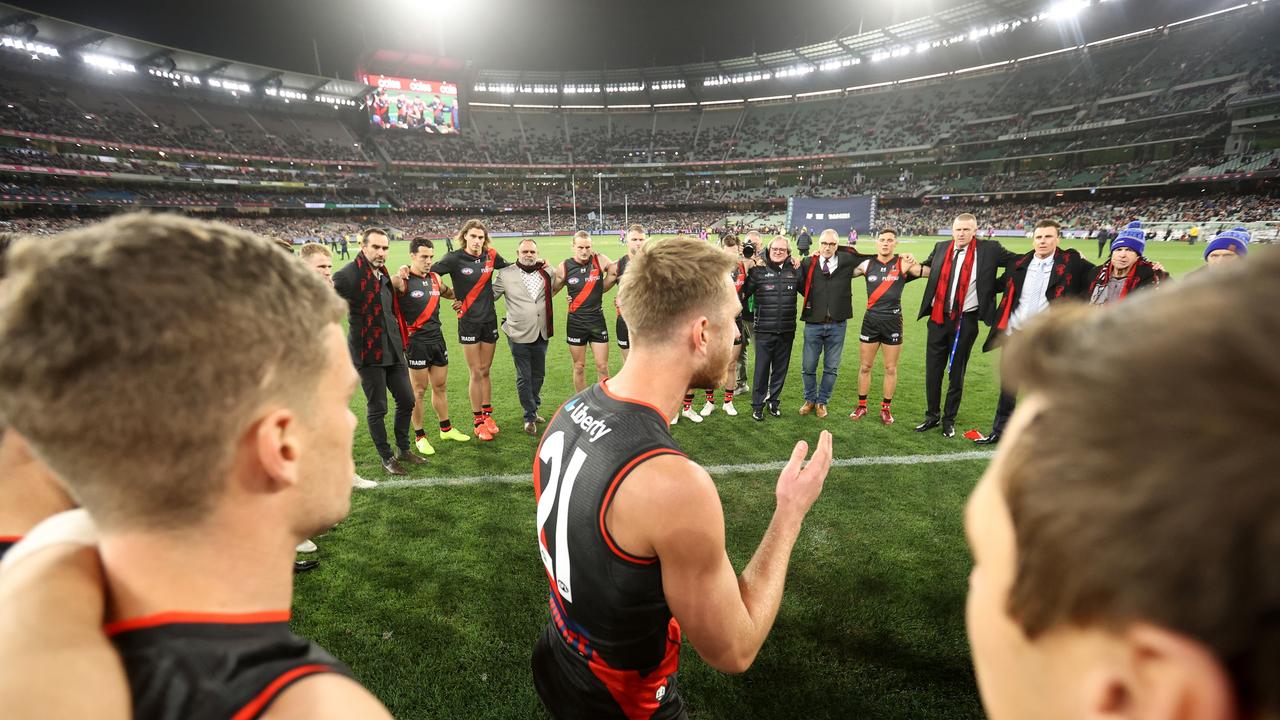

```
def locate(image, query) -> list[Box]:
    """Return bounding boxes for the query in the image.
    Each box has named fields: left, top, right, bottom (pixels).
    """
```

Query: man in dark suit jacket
left=332, top=228, right=428, bottom=475
left=909, top=213, right=1020, bottom=438
left=975, top=219, right=1094, bottom=444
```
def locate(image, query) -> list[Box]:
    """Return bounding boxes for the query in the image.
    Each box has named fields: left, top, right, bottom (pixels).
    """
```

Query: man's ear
left=251, top=409, right=302, bottom=492
left=1085, top=623, right=1235, bottom=720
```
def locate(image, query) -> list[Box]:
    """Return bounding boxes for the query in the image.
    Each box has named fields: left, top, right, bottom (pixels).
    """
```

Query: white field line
left=374, top=450, right=995, bottom=490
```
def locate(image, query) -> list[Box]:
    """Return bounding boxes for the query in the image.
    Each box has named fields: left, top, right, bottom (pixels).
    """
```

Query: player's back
left=108, top=612, right=351, bottom=720
left=532, top=381, right=688, bottom=720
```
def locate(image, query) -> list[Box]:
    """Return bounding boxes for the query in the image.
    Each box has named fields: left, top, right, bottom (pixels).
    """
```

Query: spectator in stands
left=966, top=249, right=1280, bottom=720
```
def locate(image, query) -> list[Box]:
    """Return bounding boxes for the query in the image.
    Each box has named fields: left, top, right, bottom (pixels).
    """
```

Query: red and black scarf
left=993, top=249, right=1074, bottom=331
left=354, top=250, right=408, bottom=365
left=1087, top=259, right=1157, bottom=302
left=930, top=241, right=977, bottom=324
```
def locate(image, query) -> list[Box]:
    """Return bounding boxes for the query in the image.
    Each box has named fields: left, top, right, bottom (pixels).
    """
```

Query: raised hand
left=774, top=430, right=833, bottom=518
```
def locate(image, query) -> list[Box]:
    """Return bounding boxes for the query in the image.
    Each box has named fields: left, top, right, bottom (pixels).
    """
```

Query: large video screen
left=361, top=74, right=460, bottom=134
left=787, top=196, right=877, bottom=237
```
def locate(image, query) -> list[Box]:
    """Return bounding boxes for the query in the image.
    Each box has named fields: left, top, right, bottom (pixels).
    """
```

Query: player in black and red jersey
left=849, top=228, right=918, bottom=425
left=532, top=236, right=833, bottom=720
left=432, top=219, right=512, bottom=441
left=398, top=238, right=471, bottom=455
left=607, top=223, right=647, bottom=362
left=554, top=231, right=614, bottom=393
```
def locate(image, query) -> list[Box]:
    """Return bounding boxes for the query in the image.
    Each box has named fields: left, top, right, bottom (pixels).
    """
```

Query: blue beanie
left=1110, top=221, right=1146, bottom=256
left=1204, top=227, right=1250, bottom=260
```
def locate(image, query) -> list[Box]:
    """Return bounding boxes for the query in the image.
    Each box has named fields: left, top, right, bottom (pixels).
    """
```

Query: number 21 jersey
left=532, top=381, right=688, bottom=720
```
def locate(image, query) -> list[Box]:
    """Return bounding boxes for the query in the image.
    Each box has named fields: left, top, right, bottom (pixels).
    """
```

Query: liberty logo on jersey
left=563, top=398, right=612, bottom=443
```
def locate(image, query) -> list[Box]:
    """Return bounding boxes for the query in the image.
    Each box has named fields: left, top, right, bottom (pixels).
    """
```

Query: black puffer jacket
left=742, top=260, right=800, bottom=334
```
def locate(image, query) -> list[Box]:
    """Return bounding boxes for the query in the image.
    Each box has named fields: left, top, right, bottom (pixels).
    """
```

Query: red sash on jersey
left=866, top=258, right=903, bottom=310
left=456, top=248, right=496, bottom=319
left=567, top=254, right=603, bottom=314
left=929, top=241, right=977, bottom=324
left=733, top=261, right=746, bottom=293
left=406, top=272, right=442, bottom=337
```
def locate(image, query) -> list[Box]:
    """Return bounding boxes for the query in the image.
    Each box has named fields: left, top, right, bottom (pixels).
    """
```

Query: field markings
left=375, top=450, right=995, bottom=490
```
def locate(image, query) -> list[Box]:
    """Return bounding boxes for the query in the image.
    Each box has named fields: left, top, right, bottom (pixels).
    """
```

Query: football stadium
left=0, top=0, right=1276, bottom=719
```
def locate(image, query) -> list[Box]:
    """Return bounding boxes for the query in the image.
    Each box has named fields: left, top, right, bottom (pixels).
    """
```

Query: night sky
left=15, top=0, right=946, bottom=77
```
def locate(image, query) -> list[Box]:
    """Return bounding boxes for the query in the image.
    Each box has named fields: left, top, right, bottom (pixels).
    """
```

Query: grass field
left=292, top=234, right=1249, bottom=719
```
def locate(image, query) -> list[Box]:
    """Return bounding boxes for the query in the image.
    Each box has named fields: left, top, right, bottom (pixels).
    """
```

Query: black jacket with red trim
left=797, top=248, right=872, bottom=324
left=982, top=247, right=1095, bottom=352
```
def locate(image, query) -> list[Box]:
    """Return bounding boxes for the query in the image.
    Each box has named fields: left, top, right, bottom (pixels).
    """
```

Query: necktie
left=822, top=258, right=830, bottom=276
left=947, top=249, right=963, bottom=314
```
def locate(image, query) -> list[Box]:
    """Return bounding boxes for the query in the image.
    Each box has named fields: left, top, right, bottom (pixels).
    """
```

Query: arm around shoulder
left=261, top=673, right=393, bottom=720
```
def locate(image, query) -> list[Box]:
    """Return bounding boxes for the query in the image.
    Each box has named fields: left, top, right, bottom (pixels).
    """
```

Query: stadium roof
left=0, top=2, right=369, bottom=100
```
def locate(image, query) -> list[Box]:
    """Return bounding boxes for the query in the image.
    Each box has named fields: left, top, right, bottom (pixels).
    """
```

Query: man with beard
left=493, top=239, right=560, bottom=436
left=608, top=224, right=646, bottom=362
left=531, top=236, right=833, bottom=720
left=553, top=231, right=614, bottom=393
left=397, top=238, right=471, bottom=454
left=432, top=219, right=511, bottom=441
left=332, top=229, right=428, bottom=475
left=1086, top=222, right=1168, bottom=306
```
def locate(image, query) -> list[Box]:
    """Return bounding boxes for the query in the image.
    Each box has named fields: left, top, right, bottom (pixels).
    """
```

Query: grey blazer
left=492, top=264, right=552, bottom=343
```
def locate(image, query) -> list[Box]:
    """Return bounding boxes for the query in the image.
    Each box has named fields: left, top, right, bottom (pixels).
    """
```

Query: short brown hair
left=617, top=237, right=734, bottom=347
left=0, top=214, right=344, bottom=531
left=299, top=242, right=332, bottom=259
left=877, top=228, right=898, bottom=237
left=627, top=224, right=646, bottom=236
left=998, top=251, right=1280, bottom=715
left=360, top=227, right=388, bottom=245
left=452, top=219, right=490, bottom=251
left=720, top=234, right=740, bottom=248
left=1032, top=219, right=1061, bottom=234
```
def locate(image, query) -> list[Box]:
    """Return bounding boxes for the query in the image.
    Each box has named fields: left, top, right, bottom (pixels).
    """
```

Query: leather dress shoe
left=524, top=421, right=538, bottom=436
left=752, top=408, right=765, bottom=421
left=396, top=449, right=428, bottom=465
left=941, top=422, right=956, bottom=439
left=914, top=417, right=940, bottom=432
left=815, top=404, right=829, bottom=418
left=381, top=457, right=407, bottom=476
left=974, top=432, right=1001, bottom=445
left=293, top=559, right=320, bottom=573
left=798, top=401, right=815, bottom=416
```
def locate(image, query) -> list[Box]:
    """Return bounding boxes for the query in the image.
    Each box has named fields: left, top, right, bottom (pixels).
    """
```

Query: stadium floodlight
left=83, top=53, right=136, bottom=74
left=0, top=36, right=59, bottom=58
left=1045, top=0, right=1091, bottom=20
left=651, top=79, right=686, bottom=91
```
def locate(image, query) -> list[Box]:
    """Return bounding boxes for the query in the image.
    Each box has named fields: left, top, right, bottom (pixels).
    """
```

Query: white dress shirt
left=1009, top=254, right=1054, bottom=331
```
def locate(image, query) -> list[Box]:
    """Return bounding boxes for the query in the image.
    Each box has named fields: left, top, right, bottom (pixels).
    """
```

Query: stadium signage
left=998, top=118, right=1124, bottom=140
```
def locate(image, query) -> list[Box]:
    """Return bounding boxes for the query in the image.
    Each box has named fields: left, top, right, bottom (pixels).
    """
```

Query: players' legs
left=463, top=342, right=486, bottom=413
left=858, top=341, right=880, bottom=398
left=409, top=367, right=432, bottom=433
left=427, top=364, right=450, bottom=424
left=569, top=343, right=589, bottom=392
left=881, top=342, right=902, bottom=400
left=476, top=341, right=496, bottom=407
left=589, top=341, right=610, bottom=384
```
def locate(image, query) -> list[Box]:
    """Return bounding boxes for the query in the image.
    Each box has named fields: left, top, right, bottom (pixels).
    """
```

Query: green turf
left=291, top=235, right=1249, bottom=719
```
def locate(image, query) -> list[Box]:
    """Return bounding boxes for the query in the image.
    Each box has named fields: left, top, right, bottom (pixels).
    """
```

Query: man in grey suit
left=492, top=239, right=561, bottom=435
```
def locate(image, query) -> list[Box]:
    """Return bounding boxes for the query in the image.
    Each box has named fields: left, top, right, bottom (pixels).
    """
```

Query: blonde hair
left=617, top=237, right=734, bottom=346
left=954, top=213, right=978, bottom=226
left=299, top=242, right=332, bottom=259
left=0, top=213, right=344, bottom=530
left=627, top=224, right=646, bottom=236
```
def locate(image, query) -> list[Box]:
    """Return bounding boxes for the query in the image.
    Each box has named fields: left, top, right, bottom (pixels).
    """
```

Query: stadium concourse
left=0, top=0, right=1278, bottom=719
